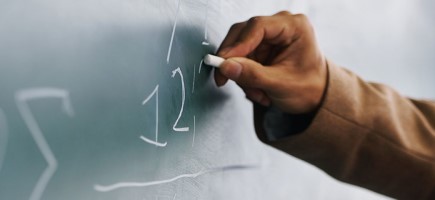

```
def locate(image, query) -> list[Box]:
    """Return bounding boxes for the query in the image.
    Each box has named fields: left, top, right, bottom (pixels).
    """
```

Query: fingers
left=217, top=22, right=247, bottom=57
left=215, top=22, right=247, bottom=86
left=214, top=70, right=228, bottom=87
left=220, top=11, right=300, bottom=58
left=244, top=88, right=271, bottom=106
left=219, top=57, right=275, bottom=89
left=253, top=102, right=269, bottom=142
left=217, top=56, right=273, bottom=106
left=214, top=11, right=326, bottom=114
left=215, top=11, right=303, bottom=87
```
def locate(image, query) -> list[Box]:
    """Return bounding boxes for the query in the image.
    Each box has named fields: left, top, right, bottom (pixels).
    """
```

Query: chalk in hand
left=203, top=54, right=225, bottom=68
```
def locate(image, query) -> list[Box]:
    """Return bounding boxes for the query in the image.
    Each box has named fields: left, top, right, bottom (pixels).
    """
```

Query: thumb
left=219, top=57, right=273, bottom=89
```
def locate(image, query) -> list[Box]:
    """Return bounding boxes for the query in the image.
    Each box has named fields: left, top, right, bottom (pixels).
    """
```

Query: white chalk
left=203, top=54, right=225, bottom=68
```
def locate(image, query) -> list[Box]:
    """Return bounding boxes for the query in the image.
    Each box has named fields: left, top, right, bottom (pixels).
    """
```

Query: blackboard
left=3, top=0, right=434, bottom=199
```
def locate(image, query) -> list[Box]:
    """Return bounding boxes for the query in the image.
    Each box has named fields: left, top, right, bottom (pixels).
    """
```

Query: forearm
left=256, top=60, right=435, bottom=199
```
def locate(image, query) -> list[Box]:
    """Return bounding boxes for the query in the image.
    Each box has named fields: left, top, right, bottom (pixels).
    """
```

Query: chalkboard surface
left=2, top=0, right=433, bottom=199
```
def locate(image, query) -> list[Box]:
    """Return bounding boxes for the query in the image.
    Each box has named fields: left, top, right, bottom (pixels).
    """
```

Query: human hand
left=215, top=11, right=327, bottom=114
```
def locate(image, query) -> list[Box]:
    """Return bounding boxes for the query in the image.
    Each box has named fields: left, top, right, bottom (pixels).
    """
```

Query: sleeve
left=254, top=60, right=435, bottom=200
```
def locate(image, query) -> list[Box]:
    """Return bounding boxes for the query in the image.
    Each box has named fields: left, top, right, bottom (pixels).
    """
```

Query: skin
left=215, top=11, right=328, bottom=114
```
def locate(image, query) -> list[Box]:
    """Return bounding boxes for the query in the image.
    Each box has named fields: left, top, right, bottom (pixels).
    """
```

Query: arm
left=256, top=60, right=435, bottom=199
left=215, top=11, right=435, bottom=199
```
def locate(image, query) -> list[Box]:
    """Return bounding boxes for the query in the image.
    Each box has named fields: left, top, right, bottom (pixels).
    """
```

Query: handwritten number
left=171, top=67, right=189, bottom=132
left=141, top=85, right=167, bottom=147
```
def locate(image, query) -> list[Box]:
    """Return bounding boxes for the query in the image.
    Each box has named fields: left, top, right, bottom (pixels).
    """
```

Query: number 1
left=141, top=85, right=167, bottom=147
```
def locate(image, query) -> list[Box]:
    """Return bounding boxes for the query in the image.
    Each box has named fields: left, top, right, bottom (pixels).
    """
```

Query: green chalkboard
left=0, top=1, right=274, bottom=199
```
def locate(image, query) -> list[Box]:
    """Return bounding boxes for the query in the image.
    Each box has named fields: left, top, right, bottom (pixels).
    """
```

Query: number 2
left=171, top=67, right=189, bottom=132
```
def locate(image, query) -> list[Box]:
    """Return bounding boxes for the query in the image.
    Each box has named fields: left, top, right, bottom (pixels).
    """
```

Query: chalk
left=203, top=54, right=225, bottom=68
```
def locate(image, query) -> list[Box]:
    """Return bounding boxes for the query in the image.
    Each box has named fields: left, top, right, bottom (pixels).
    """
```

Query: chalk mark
left=142, top=85, right=167, bottom=147
left=15, top=88, right=74, bottom=200
left=171, top=68, right=189, bottom=132
left=198, top=59, right=204, bottom=74
left=192, top=115, right=195, bottom=147
left=192, top=64, right=196, bottom=94
left=94, top=164, right=258, bottom=192
left=202, top=0, right=210, bottom=44
left=167, top=0, right=182, bottom=64
left=140, top=136, right=167, bottom=147
left=0, top=108, right=9, bottom=173
left=172, top=193, right=177, bottom=200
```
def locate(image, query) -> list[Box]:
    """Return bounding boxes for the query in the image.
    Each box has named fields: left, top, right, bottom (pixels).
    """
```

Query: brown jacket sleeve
left=255, top=60, right=435, bottom=199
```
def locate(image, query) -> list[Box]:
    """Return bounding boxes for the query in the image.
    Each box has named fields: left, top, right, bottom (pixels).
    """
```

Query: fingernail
left=221, top=59, right=242, bottom=80
left=215, top=77, right=228, bottom=87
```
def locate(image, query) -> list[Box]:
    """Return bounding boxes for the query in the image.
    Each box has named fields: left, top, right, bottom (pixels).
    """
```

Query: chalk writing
left=141, top=85, right=167, bottom=147
left=167, top=0, right=182, bottom=64
left=198, top=59, right=204, bottom=74
left=192, top=115, right=196, bottom=147
left=202, top=0, right=210, bottom=45
left=192, top=64, right=196, bottom=94
left=94, top=164, right=258, bottom=192
left=15, top=88, right=74, bottom=200
left=171, top=68, right=189, bottom=132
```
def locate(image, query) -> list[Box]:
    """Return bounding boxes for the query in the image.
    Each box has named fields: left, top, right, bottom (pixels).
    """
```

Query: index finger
left=215, top=22, right=247, bottom=86
left=221, top=11, right=299, bottom=58
left=217, top=22, right=246, bottom=58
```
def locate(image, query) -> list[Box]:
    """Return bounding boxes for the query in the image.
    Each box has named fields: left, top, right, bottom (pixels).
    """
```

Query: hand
left=215, top=11, right=327, bottom=114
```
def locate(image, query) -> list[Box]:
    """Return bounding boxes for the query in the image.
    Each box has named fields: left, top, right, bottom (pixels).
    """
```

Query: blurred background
left=292, top=0, right=435, bottom=99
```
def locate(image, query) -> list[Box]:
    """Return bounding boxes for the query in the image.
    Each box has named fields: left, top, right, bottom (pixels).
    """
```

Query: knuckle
left=247, top=16, right=265, bottom=27
left=294, top=14, right=310, bottom=25
left=229, top=22, right=244, bottom=31
left=294, top=14, right=313, bottom=31
left=276, top=10, right=292, bottom=16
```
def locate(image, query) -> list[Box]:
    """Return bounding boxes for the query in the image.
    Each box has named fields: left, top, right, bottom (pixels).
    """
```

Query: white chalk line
left=142, top=85, right=159, bottom=106
left=15, top=88, right=74, bottom=200
left=192, top=64, right=196, bottom=94
left=142, top=85, right=167, bottom=147
left=140, top=136, right=167, bottom=147
left=203, top=0, right=210, bottom=41
left=192, top=115, right=195, bottom=147
left=94, top=164, right=258, bottom=192
left=166, top=0, right=182, bottom=64
left=171, top=68, right=189, bottom=132
left=198, top=59, right=204, bottom=74
left=0, top=108, right=9, bottom=173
